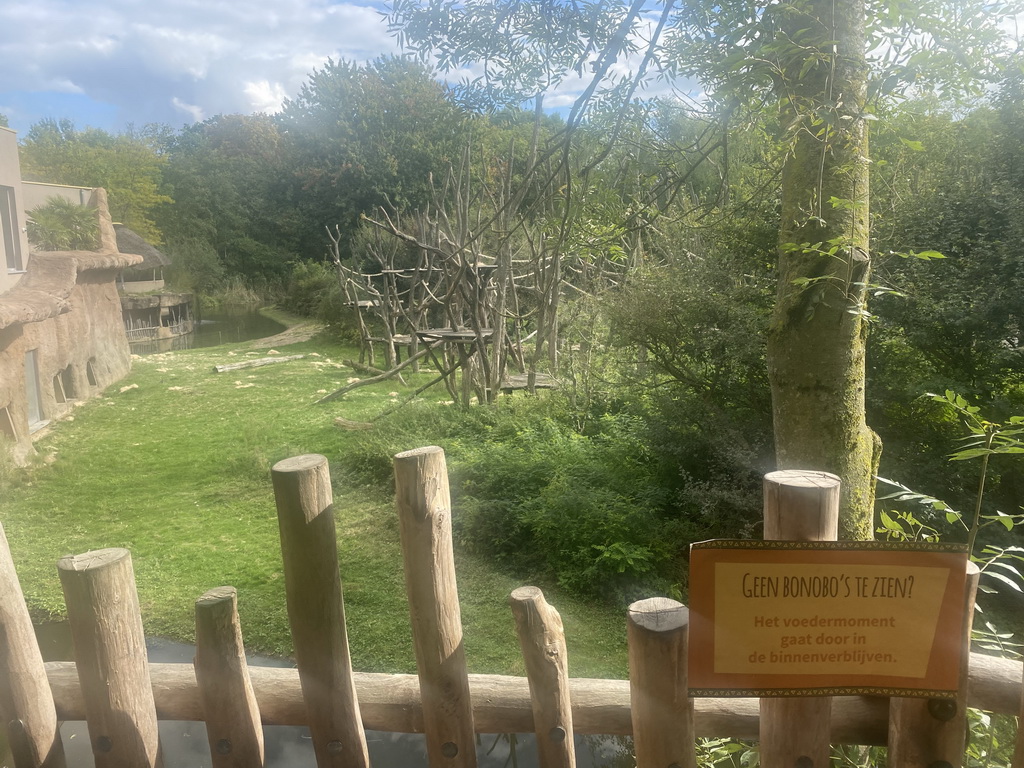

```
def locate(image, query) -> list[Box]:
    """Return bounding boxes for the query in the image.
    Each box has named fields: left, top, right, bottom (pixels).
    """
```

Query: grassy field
left=0, top=312, right=628, bottom=679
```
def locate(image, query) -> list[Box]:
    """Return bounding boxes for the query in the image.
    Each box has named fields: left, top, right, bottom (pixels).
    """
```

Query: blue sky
left=0, top=0, right=682, bottom=138
left=0, top=0, right=405, bottom=135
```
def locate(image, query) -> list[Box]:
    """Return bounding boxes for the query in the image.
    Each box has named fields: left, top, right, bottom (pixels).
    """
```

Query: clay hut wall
left=0, top=130, right=142, bottom=463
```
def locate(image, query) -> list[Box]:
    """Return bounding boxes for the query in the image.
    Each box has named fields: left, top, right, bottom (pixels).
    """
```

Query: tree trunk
left=766, top=0, right=878, bottom=539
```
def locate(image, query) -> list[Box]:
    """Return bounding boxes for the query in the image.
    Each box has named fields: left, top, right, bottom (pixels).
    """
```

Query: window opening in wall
left=25, top=349, right=46, bottom=430
left=0, top=405, right=16, bottom=442
left=86, top=359, right=98, bottom=387
left=2, top=185, right=23, bottom=272
left=53, top=374, right=67, bottom=404
left=60, top=365, right=76, bottom=400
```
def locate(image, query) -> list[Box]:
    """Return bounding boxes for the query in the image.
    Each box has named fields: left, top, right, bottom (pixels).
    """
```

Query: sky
left=0, top=0, right=681, bottom=138
left=0, top=0, right=412, bottom=135
left=5, top=0, right=1016, bottom=140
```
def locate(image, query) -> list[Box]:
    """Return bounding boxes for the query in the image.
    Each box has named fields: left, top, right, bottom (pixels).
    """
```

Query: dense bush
left=340, top=391, right=763, bottom=604
left=277, top=261, right=361, bottom=340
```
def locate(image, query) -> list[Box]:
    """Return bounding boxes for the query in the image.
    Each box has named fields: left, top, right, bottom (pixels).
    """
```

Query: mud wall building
left=0, top=126, right=142, bottom=464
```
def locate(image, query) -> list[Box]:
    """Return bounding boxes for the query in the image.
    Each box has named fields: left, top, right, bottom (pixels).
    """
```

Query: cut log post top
left=57, top=548, right=161, bottom=768
left=194, top=586, right=264, bottom=768
left=510, top=586, right=575, bottom=768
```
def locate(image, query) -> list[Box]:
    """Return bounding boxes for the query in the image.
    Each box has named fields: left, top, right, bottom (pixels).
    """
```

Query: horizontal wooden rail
left=43, top=652, right=1020, bottom=745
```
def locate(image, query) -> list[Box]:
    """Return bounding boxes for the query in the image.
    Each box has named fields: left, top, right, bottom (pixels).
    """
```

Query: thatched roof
left=114, top=225, right=171, bottom=270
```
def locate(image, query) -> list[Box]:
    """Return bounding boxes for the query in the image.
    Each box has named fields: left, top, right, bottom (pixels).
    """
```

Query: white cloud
left=0, top=0, right=402, bottom=131
left=171, top=97, right=205, bottom=123
left=243, top=81, right=288, bottom=114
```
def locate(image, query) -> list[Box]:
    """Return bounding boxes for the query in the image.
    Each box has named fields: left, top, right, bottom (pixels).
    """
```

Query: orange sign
left=688, top=541, right=969, bottom=697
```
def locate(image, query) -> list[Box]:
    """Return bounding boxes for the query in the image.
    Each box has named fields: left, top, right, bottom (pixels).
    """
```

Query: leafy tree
left=276, top=56, right=470, bottom=257
left=385, top=0, right=1021, bottom=537
left=158, top=113, right=292, bottom=282
left=163, top=238, right=226, bottom=295
left=19, top=119, right=172, bottom=243
left=866, top=86, right=1024, bottom=515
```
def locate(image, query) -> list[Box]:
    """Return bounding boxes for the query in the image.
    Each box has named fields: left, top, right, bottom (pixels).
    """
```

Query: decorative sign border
left=688, top=540, right=969, bottom=698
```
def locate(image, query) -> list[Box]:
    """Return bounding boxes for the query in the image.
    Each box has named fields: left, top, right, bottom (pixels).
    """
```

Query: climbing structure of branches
left=325, top=114, right=645, bottom=407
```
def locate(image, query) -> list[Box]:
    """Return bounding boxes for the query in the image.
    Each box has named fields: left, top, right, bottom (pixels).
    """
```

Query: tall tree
left=158, top=113, right=290, bottom=281
left=19, top=119, right=172, bottom=243
left=277, top=57, right=470, bottom=257
left=385, top=0, right=1021, bottom=537
left=764, top=0, right=876, bottom=538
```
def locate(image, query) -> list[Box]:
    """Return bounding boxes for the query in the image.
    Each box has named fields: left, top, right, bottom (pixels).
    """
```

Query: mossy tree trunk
left=766, top=0, right=878, bottom=539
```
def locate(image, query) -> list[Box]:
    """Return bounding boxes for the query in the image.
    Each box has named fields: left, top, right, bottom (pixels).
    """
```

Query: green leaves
left=20, top=119, right=172, bottom=244
left=26, top=196, right=100, bottom=251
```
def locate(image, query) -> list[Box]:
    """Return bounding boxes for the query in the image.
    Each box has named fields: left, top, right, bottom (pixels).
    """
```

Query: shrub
left=26, top=197, right=99, bottom=251
left=341, top=396, right=751, bottom=603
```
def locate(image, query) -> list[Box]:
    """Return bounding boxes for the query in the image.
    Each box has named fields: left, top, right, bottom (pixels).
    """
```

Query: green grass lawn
left=0, top=315, right=628, bottom=679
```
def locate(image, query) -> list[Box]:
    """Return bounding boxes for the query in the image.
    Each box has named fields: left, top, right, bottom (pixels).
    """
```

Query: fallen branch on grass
left=213, top=355, right=305, bottom=373
left=334, top=417, right=374, bottom=430
left=315, top=341, right=443, bottom=403
left=344, top=359, right=406, bottom=386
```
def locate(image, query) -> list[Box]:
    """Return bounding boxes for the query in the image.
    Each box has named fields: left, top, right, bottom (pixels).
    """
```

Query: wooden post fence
left=57, top=548, right=161, bottom=768
left=0, top=522, right=65, bottom=768
left=0, top=454, right=1019, bottom=768
left=627, top=597, right=696, bottom=768
left=194, top=586, right=264, bottom=768
left=393, top=446, right=476, bottom=768
left=271, top=453, right=369, bottom=768
left=887, top=561, right=981, bottom=767
left=510, top=586, right=576, bottom=768
left=759, top=470, right=840, bottom=768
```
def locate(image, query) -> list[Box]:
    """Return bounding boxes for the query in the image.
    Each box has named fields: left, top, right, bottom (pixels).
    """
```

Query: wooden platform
left=499, top=373, right=559, bottom=394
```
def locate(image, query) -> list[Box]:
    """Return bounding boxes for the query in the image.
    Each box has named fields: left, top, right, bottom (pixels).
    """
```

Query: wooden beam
left=42, top=652, right=1020, bottom=742
left=57, top=549, right=160, bottom=768
left=194, top=586, right=264, bottom=767
left=271, top=455, right=369, bottom=768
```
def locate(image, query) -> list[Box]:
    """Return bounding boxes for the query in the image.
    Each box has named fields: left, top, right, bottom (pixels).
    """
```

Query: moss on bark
left=766, top=0, right=877, bottom=539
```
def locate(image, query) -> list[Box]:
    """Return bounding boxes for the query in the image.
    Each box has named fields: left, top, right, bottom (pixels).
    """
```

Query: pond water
left=192, top=306, right=287, bottom=349
left=128, top=305, right=287, bottom=356
left=0, top=623, right=632, bottom=768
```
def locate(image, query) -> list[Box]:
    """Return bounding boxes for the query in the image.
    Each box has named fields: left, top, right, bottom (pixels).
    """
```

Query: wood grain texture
left=510, top=587, right=576, bottom=768
left=760, top=470, right=840, bottom=768
left=42, top=654, right=1019, bottom=740
left=194, top=586, right=264, bottom=767
left=627, top=597, right=695, bottom=768
left=1012, top=660, right=1024, bottom=768
left=0, top=522, right=65, bottom=767
left=57, top=548, right=162, bottom=768
left=271, top=454, right=369, bottom=768
left=394, top=446, right=477, bottom=767
left=888, top=562, right=980, bottom=768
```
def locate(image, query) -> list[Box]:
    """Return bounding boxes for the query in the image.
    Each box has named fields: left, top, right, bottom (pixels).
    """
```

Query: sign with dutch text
left=688, top=540, right=969, bottom=698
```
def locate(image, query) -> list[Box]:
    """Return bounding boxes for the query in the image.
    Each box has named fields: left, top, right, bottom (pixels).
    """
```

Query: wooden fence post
left=887, top=561, right=981, bottom=768
left=627, top=597, right=696, bottom=768
left=1014, top=659, right=1024, bottom=768
left=0, top=522, right=66, bottom=768
left=57, top=548, right=162, bottom=768
left=510, top=586, right=576, bottom=768
left=393, top=446, right=477, bottom=768
left=194, top=586, right=264, bottom=767
left=760, top=470, right=840, bottom=768
left=271, top=454, right=369, bottom=768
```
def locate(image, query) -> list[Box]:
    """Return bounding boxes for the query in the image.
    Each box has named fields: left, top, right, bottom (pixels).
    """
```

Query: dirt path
left=239, top=319, right=324, bottom=349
